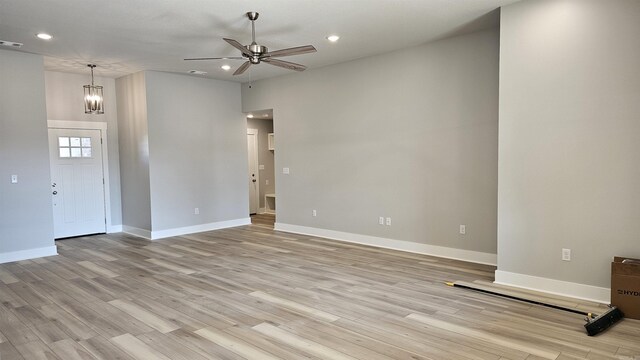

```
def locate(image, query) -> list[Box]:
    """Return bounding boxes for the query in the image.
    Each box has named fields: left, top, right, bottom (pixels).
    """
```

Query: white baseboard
left=274, top=223, right=497, bottom=266
left=122, top=226, right=152, bottom=240
left=150, top=218, right=251, bottom=240
left=0, top=245, right=58, bottom=264
left=494, top=270, right=610, bottom=304
left=120, top=218, right=252, bottom=241
left=107, top=225, right=123, bottom=233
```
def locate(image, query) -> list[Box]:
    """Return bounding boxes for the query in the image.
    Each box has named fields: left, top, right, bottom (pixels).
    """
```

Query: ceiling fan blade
left=266, top=45, right=317, bottom=58
left=262, top=58, right=307, bottom=72
left=233, top=61, right=252, bottom=75
left=184, top=56, right=245, bottom=61
left=223, top=38, right=253, bottom=57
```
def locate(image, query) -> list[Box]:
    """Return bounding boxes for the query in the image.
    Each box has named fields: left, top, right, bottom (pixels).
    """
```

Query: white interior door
left=247, top=129, right=259, bottom=214
left=49, top=128, right=106, bottom=238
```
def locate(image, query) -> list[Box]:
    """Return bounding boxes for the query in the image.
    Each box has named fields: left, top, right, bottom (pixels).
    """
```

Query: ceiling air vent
left=188, top=70, right=207, bottom=75
left=0, top=40, right=24, bottom=48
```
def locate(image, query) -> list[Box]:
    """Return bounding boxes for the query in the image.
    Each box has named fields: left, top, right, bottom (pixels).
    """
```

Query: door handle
left=252, top=179, right=256, bottom=183
left=52, top=191, right=58, bottom=195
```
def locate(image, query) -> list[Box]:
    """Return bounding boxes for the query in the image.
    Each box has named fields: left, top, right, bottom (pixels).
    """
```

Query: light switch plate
left=283, top=167, right=290, bottom=174
left=11, top=175, right=18, bottom=184
left=259, top=165, right=265, bottom=170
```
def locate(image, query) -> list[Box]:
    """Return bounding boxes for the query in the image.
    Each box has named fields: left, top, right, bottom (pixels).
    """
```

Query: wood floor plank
left=136, top=331, right=210, bottom=360
left=145, top=258, right=195, bottom=274
left=195, top=326, right=283, bottom=360
left=249, top=290, right=341, bottom=322
left=406, top=312, right=560, bottom=359
left=252, top=322, right=359, bottom=360
left=39, top=304, right=98, bottom=341
left=0, top=341, right=25, bottom=360
left=49, top=338, right=99, bottom=360
left=107, top=299, right=180, bottom=334
left=78, top=336, right=136, bottom=360
left=0, top=267, right=20, bottom=284
left=14, top=339, right=61, bottom=360
left=77, top=261, right=119, bottom=278
left=110, top=333, right=171, bottom=360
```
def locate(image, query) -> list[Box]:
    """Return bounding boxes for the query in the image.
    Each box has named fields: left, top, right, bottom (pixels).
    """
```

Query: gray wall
left=498, top=0, right=640, bottom=287
left=247, top=118, right=275, bottom=209
left=242, top=29, right=499, bottom=254
left=116, top=72, right=152, bottom=231
left=44, top=71, right=122, bottom=226
left=144, top=71, right=247, bottom=231
left=0, top=50, right=55, bottom=253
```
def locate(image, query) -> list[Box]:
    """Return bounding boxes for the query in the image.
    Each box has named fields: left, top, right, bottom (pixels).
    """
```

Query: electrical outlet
left=386, top=217, right=392, bottom=226
left=194, top=207, right=200, bottom=215
left=459, top=225, right=466, bottom=235
left=312, top=209, right=317, bottom=217
left=379, top=217, right=384, bottom=225
left=562, top=248, right=571, bottom=261
left=11, top=175, right=18, bottom=184
left=265, top=179, right=269, bottom=185
left=283, top=167, right=290, bottom=174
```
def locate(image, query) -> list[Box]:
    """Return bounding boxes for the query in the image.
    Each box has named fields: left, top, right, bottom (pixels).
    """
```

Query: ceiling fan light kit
left=185, top=11, right=317, bottom=75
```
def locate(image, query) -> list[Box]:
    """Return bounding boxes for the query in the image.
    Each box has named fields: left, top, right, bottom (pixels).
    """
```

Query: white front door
left=48, top=128, right=106, bottom=238
left=247, top=129, right=259, bottom=215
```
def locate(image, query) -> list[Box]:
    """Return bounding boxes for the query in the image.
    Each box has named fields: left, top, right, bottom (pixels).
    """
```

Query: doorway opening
left=246, top=109, right=275, bottom=228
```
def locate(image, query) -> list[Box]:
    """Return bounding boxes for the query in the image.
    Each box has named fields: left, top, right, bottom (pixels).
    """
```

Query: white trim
left=122, top=226, right=152, bottom=240
left=124, top=218, right=251, bottom=241
left=108, top=225, right=123, bottom=233
left=247, top=128, right=260, bottom=215
left=47, top=120, right=116, bottom=234
left=275, top=223, right=497, bottom=266
left=258, top=207, right=266, bottom=214
left=151, top=218, right=251, bottom=240
left=0, top=246, right=58, bottom=264
left=494, top=270, right=610, bottom=304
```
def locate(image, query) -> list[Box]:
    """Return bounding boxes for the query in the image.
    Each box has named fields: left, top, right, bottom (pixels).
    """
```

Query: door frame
left=47, top=120, right=115, bottom=233
left=247, top=128, right=260, bottom=215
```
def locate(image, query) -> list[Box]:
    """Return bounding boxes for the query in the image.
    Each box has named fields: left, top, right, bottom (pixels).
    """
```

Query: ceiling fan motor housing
left=246, top=44, right=268, bottom=63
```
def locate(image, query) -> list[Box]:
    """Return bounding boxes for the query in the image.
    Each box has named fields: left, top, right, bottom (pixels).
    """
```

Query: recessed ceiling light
left=221, top=65, right=231, bottom=71
left=188, top=70, right=207, bottom=75
left=327, top=35, right=340, bottom=42
left=263, top=114, right=269, bottom=117
left=247, top=114, right=254, bottom=118
left=36, top=33, right=53, bottom=40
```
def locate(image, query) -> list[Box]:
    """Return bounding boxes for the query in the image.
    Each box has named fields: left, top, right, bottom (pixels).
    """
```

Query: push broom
left=445, top=282, right=624, bottom=336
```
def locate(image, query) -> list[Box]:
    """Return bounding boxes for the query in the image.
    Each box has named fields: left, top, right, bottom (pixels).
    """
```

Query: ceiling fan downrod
left=245, top=12, right=266, bottom=64
left=247, top=12, right=258, bottom=45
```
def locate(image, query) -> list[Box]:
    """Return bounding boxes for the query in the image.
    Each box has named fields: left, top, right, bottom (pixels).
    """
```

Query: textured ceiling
left=0, top=0, right=519, bottom=81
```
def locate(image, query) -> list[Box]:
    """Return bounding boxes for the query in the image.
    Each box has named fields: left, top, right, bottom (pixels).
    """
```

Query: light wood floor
left=0, top=225, right=638, bottom=360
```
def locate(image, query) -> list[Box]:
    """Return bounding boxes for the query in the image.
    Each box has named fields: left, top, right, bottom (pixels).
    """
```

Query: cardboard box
left=611, top=256, right=640, bottom=320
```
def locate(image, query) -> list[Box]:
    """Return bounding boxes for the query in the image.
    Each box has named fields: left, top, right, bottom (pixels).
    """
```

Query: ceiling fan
left=185, top=12, right=317, bottom=75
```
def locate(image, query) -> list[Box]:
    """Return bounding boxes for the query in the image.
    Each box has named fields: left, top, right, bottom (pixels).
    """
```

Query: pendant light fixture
left=84, top=64, right=104, bottom=114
